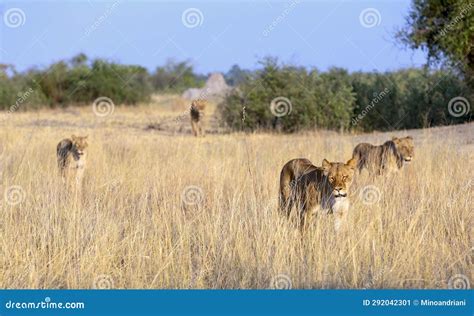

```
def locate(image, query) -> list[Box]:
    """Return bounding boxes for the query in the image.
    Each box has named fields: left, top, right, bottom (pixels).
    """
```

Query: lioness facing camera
left=279, top=157, right=357, bottom=231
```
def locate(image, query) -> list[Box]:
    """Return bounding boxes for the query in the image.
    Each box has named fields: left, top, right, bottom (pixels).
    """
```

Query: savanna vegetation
left=0, top=108, right=471, bottom=289
left=1, top=0, right=472, bottom=133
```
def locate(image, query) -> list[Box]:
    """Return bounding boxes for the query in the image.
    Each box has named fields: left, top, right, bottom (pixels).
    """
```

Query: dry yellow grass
left=0, top=104, right=472, bottom=289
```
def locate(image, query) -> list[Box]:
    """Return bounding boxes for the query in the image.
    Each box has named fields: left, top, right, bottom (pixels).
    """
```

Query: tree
left=150, top=59, right=205, bottom=92
left=397, top=0, right=474, bottom=86
left=219, top=58, right=355, bottom=132
left=224, top=64, right=252, bottom=86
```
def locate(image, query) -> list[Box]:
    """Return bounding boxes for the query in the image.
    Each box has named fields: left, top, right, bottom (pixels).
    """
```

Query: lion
left=392, top=136, right=414, bottom=163
left=279, top=157, right=357, bottom=231
left=57, top=135, right=88, bottom=191
left=352, top=136, right=414, bottom=175
left=190, top=100, right=206, bottom=137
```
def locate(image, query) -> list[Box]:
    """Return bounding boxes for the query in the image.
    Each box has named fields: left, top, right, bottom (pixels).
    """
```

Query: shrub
left=219, top=58, right=355, bottom=132
left=0, top=54, right=152, bottom=110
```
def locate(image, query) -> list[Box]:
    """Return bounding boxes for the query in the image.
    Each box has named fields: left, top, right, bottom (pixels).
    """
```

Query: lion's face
left=71, top=135, right=88, bottom=155
left=393, top=136, right=414, bottom=163
left=322, top=158, right=357, bottom=199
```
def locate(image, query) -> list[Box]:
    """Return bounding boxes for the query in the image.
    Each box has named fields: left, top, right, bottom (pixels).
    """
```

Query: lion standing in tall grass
left=279, top=157, right=357, bottom=230
left=190, top=100, right=206, bottom=137
left=352, top=136, right=414, bottom=175
left=56, top=135, right=88, bottom=191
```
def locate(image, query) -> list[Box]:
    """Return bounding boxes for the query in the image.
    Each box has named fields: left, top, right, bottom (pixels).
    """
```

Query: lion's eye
left=343, top=176, right=347, bottom=181
left=329, top=177, right=334, bottom=182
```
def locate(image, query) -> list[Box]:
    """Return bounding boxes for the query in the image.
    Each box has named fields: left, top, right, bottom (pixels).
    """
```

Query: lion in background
left=190, top=100, right=206, bottom=137
left=57, top=135, right=88, bottom=191
left=352, top=136, right=414, bottom=175
left=279, top=157, right=357, bottom=231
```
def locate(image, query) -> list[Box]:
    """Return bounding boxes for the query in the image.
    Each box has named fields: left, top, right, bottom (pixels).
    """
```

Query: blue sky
left=0, top=0, right=426, bottom=74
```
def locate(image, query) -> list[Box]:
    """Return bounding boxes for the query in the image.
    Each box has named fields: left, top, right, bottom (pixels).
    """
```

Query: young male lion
left=352, top=136, right=414, bottom=175
left=56, top=135, right=88, bottom=191
left=190, top=100, right=206, bottom=137
left=279, top=157, right=357, bottom=230
left=391, top=136, right=414, bottom=163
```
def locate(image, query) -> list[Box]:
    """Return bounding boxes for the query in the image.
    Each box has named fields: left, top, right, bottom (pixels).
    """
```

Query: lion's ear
left=392, top=136, right=398, bottom=141
left=346, top=157, right=357, bottom=169
left=322, top=159, right=331, bottom=171
left=71, top=135, right=77, bottom=141
left=406, top=136, right=413, bottom=140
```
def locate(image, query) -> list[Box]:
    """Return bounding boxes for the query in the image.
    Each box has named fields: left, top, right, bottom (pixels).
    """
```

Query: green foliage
left=351, top=68, right=471, bottom=131
left=219, top=59, right=355, bottom=132
left=1, top=53, right=471, bottom=132
left=0, top=54, right=152, bottom=110
left=225, top=64, right=253, bottom=86
left=397, top=0, right=474, bottom=86
left=220, top=59, right=472, bottom=132
left=150, top=59, right=205, bottom=93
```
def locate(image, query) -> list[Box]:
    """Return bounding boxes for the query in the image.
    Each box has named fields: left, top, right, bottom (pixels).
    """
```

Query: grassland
left=0, top=97, right=472, bottom=289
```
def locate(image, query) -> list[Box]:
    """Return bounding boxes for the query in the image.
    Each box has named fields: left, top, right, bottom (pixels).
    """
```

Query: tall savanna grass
left=0, top=109, right=471, bottom=289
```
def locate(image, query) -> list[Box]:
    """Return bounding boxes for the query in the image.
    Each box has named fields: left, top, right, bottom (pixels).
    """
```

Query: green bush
left=350, top=68, right=471, bottom=131
left=150, top=59, right=205, bottom=93
left=0, top=54, right=152, bottom=110
left=219, top=58, right=355, bottom=132
left=220, top=59, right=472, bottom=132
left=1, top=54, right=471, bottom=132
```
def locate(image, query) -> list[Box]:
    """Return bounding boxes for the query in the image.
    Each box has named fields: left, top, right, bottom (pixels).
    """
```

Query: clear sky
left=0, top=0, right=427, bottom=74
